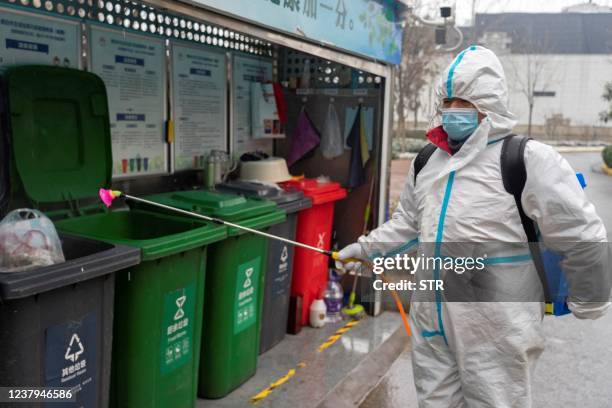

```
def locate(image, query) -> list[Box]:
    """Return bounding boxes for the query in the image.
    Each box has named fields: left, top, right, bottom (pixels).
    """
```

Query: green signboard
left=234, top=257, right=261, bottom=334
left=160, top=284, right=196, bottom=374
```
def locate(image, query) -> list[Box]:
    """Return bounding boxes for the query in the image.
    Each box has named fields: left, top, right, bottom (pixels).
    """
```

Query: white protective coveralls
left=344, top=46, right=611, bottom=407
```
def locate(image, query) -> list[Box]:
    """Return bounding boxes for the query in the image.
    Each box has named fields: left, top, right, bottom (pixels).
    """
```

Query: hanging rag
left=359, top=107, right=370, bottom=165
left=286, top=108, right=320, bottom=167
left=347, top=105, right=366, bottom=188
left=320, top=101, right=344, bottom=159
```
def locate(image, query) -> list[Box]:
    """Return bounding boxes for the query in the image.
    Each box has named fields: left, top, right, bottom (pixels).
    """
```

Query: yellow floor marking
left=250, top=319, right=361, bottom=404
left=251, top=368, right=296, bottom=404
left=317, top=320, right=361, bottom=352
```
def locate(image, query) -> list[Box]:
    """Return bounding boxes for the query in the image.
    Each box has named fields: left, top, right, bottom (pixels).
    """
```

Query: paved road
left=362, top=152, right=612, bottom=408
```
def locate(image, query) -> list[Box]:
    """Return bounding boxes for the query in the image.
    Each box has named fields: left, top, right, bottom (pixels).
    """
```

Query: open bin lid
left=0, top=233, right=140, bottom=300
left=216, top=181, right=312, bottom=214
left=5, top=66, right=112, bottom=208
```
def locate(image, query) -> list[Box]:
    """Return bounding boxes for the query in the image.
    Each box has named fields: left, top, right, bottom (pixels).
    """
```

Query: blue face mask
left=442, top=108, right=479, bottom=141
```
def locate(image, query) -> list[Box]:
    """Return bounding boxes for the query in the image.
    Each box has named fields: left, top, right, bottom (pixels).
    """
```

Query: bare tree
left=394, top=4, right=441, bottom=136
left=600, top=81, right=612, bottom=123
left=512, top=54, right=550, bottom=137
left=505, top=34, right=557, bottom=138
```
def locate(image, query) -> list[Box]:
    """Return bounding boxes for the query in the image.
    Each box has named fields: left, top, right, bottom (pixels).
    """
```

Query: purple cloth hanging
left=286, top=109, right=320, bottom=167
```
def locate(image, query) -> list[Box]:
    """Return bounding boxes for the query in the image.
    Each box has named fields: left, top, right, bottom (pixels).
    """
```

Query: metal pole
left=123, top=194, right=331, bottom=256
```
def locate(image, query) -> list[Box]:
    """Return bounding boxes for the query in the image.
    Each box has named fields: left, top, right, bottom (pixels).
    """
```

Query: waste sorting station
left=0, top=0, right=405, bottom=405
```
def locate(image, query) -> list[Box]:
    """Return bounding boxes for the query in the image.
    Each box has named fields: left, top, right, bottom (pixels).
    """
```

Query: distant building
left=415, top=8, right=612, bottom=141
left=465, top=10, right=612, bottom=139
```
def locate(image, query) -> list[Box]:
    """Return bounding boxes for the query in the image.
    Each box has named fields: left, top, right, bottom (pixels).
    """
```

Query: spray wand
left=99, top=189, right=411, bottom=337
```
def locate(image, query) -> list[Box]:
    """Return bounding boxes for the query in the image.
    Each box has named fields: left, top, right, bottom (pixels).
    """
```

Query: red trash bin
left=279, top=178, right=347, bottom=325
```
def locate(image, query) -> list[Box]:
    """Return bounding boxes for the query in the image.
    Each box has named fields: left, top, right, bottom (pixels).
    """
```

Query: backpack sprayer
left=99, top=189, right=412, bottom=336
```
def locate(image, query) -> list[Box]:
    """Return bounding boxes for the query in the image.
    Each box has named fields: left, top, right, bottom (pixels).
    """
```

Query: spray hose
left=99, top=189, right=411, bottom=337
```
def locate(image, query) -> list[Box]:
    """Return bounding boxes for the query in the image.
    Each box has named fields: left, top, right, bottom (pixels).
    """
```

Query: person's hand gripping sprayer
left=335, top=243, right=411, bottom=336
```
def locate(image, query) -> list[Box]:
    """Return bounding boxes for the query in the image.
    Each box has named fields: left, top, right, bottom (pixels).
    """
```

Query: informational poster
left=0, top=6, right=80, bottom=68
left=171, top=42, right=227, bottom=171
left=160, top=284, right=195, bottom=375
left=232, top=54, right=274, bottom=156
left=250, top=82, right=284, bottom=139
left=89, top=25, right=167, bottom=177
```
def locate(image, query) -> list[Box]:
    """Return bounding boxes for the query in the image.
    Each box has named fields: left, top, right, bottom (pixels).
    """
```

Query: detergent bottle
left=323, top=269, right=344, bottom=323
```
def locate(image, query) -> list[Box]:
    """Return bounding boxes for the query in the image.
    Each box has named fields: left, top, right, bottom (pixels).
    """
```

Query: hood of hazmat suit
left=357, top=46, right=611, bottom=407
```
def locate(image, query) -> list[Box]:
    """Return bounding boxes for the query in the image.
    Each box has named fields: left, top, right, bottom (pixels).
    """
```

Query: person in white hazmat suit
left=336, top=45, right=611, bottom=407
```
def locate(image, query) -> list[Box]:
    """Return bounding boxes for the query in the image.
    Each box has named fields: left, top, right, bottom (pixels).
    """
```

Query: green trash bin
left=57, top=211, right=226, bottom=408
left=3, top=65, right=228, bottom=408
left=141, top=190, right=286, bottom=398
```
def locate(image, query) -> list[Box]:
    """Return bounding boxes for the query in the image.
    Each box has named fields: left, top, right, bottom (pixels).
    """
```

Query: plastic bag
left=320, top=102, right=344, bottom=159
left=0, top=209, right=65, bottom=273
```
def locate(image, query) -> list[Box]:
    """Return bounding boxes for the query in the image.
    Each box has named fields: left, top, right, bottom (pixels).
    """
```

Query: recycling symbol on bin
left=243, top=267, right=254, bottom=289
left=280, top=246, right=289, bottom=262
left=65, top=333, right=85, bottom=362
left=174, top=295, right=186, bottom=320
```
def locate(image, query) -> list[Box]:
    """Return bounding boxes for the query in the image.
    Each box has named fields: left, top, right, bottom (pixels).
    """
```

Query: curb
left=317, top=322, right=409, bottom=408
left=554, top=146, right=605, bottom=153
left=602, top=165, right=612, bottom=176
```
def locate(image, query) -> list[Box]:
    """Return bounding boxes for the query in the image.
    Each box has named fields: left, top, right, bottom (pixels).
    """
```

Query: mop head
left=341, top=292, right=365, bottom=320
left=99, top=189, right=122, bottom=207
left=341, top=303, right=365, bottom=320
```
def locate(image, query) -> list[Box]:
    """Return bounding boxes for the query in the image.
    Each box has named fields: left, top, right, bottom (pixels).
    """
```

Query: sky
left=449, top=0, right=612, bottom=25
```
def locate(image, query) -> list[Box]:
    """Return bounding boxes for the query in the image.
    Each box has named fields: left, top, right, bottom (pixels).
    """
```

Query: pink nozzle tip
left=99, top=188, right=116, bottom=207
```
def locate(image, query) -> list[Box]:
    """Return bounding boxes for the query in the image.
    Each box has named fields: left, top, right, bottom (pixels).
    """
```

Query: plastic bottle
left=324, top=270, right=344, bottom=323
left=309, top=299, right=327, bottom=328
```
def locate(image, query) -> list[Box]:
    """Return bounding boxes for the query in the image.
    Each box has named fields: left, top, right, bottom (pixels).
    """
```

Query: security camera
left=440, top=6, right=452, bottom=18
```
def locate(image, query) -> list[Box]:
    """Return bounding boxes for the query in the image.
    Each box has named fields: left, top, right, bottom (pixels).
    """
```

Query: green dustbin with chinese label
left=3, top=65, right=228, bottom=408
left=141, top=190, right=286, bottom=398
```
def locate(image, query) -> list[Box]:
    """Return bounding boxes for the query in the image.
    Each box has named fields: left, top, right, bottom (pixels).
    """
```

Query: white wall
left=413, top=53, right=612, bottom=129
left=501, top=54, right=612, bottom=127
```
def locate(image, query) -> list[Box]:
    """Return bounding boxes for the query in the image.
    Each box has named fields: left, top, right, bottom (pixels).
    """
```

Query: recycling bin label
left=234, top=257, right=261, bottom=334
left=271, top=243, right=292, bottom=297
left=160, top=283, right=196, bottom=375
left=44, top=312, right=99, bottom=407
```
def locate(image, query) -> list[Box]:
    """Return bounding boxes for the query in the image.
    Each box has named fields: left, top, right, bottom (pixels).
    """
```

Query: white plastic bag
left=0, top=209, right=65, bottom=273
left=320, top=101, right=344, bottom=159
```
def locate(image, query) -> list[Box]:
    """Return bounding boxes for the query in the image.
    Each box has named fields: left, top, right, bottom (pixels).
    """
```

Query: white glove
left=334, top=243, right=365, bottom=274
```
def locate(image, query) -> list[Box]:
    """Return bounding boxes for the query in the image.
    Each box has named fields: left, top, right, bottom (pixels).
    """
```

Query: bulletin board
left=0, top=6, right=81, bottom=69
left=231, top=53, right=274, bottom=156
left=170, top=41, right=227, bottom=171
left=88, top=24, right=167, bottom=178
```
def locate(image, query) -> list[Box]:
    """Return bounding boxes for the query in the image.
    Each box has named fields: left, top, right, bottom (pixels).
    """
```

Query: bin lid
left=145, top=190, right=279, bottom=222
left=216, top=181, right=312, bottom=214
left=279, top=178, right=347, bottom=206
left=6, top=66, right=112, bottom=207
left=0, top=233, right=140, bottom=300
